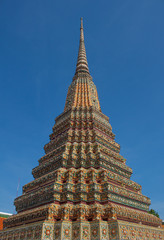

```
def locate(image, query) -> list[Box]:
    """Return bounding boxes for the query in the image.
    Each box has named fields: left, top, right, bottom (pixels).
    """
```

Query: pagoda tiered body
left=1, top=19, right=163, bottom=240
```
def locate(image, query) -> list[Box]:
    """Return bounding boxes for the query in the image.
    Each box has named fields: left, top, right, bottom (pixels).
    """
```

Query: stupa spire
left=1, top=18, right=163, bottom=240
left=75, top=17, right=90, bottom=75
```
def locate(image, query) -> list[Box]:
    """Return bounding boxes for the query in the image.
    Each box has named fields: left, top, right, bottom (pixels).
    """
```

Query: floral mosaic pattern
left=100, top=222, right=109, bottom=240
left=119, top=221, right=164, bottom=240
left=0, top=222, right=43, bottom=240
left=72, top=222, right=80, bottom=240
left=82, top=224, right=90, bottom=240
left=62, top=223, right=72, bottom=240
left=54, top=222, right=61, bottom=240
left=42, top=223, right=54, bottom=240
left=91, top=222, right=100, bottom=240
left=0, top=219, right=164, bottom=239
left=108, top=221, right=119, bottom=240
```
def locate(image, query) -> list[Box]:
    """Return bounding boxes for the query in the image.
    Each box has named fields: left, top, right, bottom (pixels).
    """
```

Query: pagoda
left=0, top=18, right=164, bottom=240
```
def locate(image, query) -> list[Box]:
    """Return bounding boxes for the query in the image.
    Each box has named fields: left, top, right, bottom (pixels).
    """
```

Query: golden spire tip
left=80, top=17, right=83, bottom=29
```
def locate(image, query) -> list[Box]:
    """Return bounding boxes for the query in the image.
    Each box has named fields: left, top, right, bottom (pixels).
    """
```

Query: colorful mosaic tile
left=42, top=223, right=54, bottom=240
left=62, top=222, right=72, bottom=240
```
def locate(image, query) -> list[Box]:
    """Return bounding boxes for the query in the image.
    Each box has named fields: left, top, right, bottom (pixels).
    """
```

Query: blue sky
left=0, top=0, right=164, bottom=219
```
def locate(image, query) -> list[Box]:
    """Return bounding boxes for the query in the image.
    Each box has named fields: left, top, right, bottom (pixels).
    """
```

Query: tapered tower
left=0, top=18, right=163, bottom=240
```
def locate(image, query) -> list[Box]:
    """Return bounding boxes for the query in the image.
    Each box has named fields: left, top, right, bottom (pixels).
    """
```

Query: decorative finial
left=75, top=18, right=90, bottom=76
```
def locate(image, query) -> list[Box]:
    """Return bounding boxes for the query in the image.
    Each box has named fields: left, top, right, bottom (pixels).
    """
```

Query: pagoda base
left=0, top=219, right=164, bottom=239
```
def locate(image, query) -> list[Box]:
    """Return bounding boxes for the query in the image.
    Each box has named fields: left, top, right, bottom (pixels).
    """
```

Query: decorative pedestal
left=0, top=219, right=164, bottom=239
left=54, top=221, right=72, bottom=240
left=42, top=221, right=54, bottom=240
left=72, top=221, right=90, bottom=240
